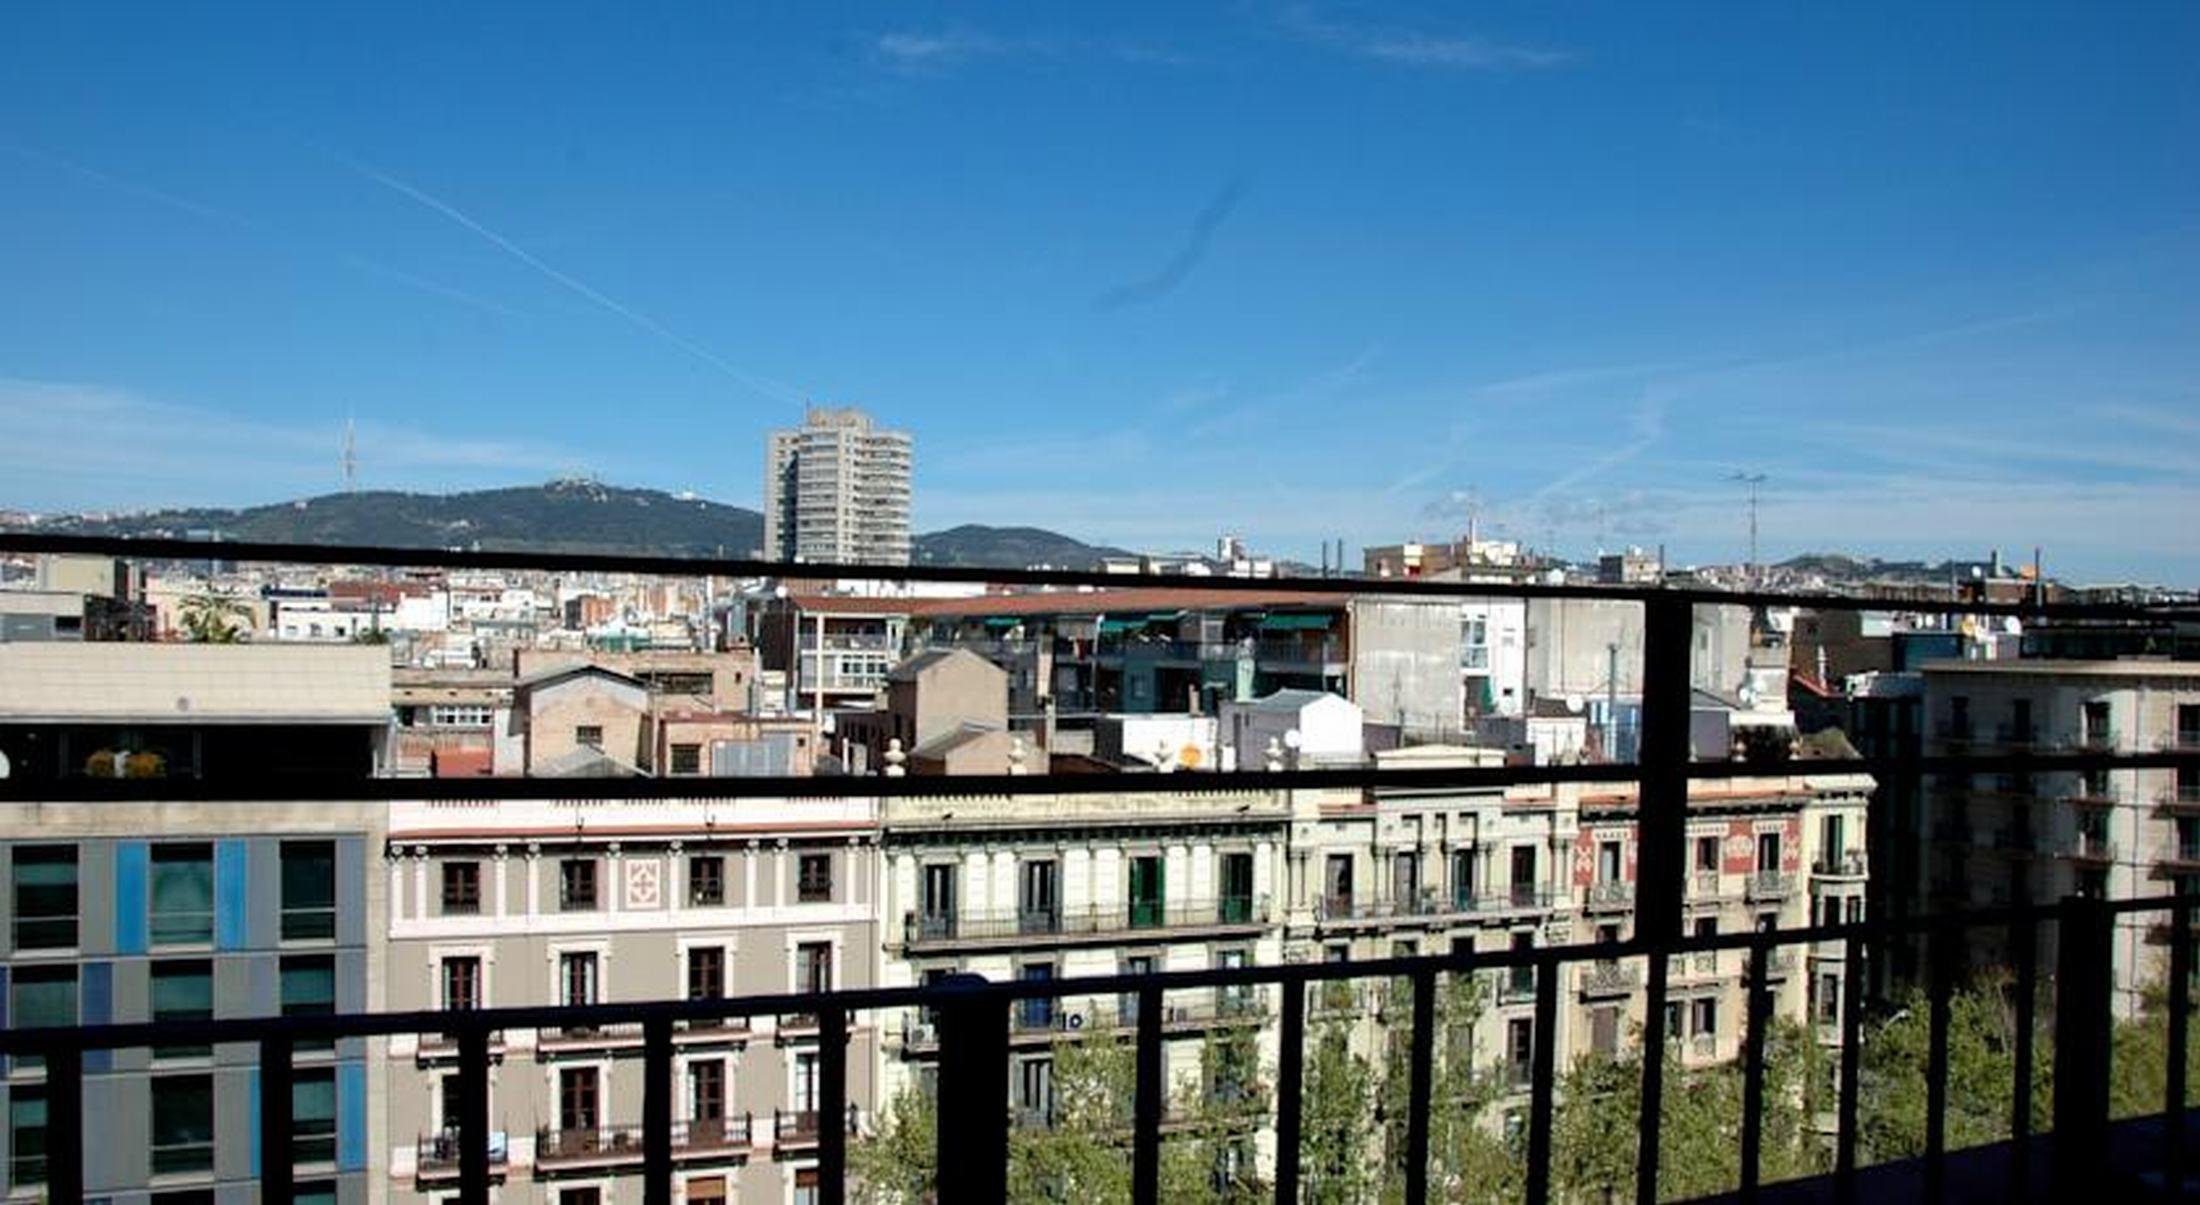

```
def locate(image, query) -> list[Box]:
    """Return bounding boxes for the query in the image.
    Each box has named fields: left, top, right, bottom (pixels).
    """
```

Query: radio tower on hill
left=342, top=417, right=358, bottom=494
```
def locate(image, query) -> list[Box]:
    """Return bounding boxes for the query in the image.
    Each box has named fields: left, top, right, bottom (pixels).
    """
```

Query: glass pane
left=14, top=846, right=79, bottom=949
left=282, top=958, right=338, bottom=1011
left=150, top=847, right=214, bottom=945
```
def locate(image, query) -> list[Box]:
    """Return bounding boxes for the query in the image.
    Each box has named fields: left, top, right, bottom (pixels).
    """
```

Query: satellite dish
left=1283, top=729, right=1304, bottom=750
left=0, top=748, right=10, bottom=779
left=1565, top=694, right=1585, bottom=714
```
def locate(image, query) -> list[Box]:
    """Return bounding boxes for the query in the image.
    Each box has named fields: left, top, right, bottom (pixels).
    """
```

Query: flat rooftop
left=0, top=643, right=392, bottom=724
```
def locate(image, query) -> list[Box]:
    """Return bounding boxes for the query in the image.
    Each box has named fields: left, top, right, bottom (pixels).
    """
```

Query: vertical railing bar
left=1525, top=953, right=1561, bottom=1205
left=1923, top=920, right=1954, bottom=1204
left=1835, top=933, right=1865, bottom=1202
left=260, top=1035, right=296, bottom=1205
left=2008, top=910, right=2038, bottom=1203
left=44, top=1043, right=84, bottom=1205
left=1636, top=946, right=1671, bottom=1205
left=934, top=974, right=1008, bottom=1203
left=819, top=1005, right=850, bottom=1205
left=1404, top=966, right=1436, bottom=1205
left=1132, top=981, right=1165, bottom=1205
left=642, top=1015, right=674, bottom=1205
left=456, top=1023, right=491, bottom=1205
left=1274, top=972, right=1306, bottom=1205
left=1739, top=942, right=1771, bottom=1199
left=1633, top=593, right=1694, bottom=1205
left=2167, top=891, right=2192, bottom=1199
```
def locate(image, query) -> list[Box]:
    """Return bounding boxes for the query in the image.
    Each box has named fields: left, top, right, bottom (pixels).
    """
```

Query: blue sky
left=3, top=2, right=2197, bottom=581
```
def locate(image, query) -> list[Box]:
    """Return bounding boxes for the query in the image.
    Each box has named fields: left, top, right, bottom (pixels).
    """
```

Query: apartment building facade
left=762, top=407, right=913, bottom=567
left=1922, top=658, right=2200, bottom=1015
left=874, top=785, right=1291, bottom=1176
left=381, top=796, right=883, bottom=1204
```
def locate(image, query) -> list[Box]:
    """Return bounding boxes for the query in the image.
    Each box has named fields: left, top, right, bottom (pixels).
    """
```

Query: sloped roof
left=0, top=643, right=390, bottom=724
left=1238, top=688, right=1346, bottom=713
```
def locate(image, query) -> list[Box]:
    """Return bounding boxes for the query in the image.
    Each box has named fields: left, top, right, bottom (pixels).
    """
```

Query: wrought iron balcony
left=1578, top=960, right=1641, bottom=997
left=1745, top=870, right=1796, bottom=900
left=1584, top=880, right=1635, bottom=911
left=901, top=895, right=1270, bottom=950
left=414, top=1129, right=509, bottom=1180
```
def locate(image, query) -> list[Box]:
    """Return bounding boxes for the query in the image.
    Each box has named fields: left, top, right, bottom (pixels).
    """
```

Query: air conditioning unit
left=1168, top=1005, right=1192, bottom=1023
left=908, top=1022, right=937, bottom=1045
left=1065, top=1011, right=1086, bottom=1031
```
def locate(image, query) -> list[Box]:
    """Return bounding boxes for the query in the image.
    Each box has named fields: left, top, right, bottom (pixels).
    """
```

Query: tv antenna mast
left=342, top=416, right=359, bottom=494
left=1729, top=471, right=1767, bottom=586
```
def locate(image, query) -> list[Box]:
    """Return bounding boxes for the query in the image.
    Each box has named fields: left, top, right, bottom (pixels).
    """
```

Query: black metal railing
left=902, top=895, right=1271, bottom=947
left=2, top=531, right=2196, bottom=1205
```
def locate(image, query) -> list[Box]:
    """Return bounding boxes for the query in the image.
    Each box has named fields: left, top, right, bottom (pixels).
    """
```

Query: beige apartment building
left=380, top=795, right=883, bottom=1204
left=1923, top=658, right=2200, bottom=1015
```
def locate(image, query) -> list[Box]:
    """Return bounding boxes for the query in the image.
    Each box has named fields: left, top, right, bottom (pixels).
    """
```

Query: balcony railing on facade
left=414, top=1129, right=511, bottom=1181
left=1744, top=870, right=1796, bottom=899
left=900, top=894, right=1269, bottom=949
left=773, top=1106, right=862, bottom=1149
left=1812, top=850, right=1870, bottom=879
left=1312, top=885, right=1561, bottom=926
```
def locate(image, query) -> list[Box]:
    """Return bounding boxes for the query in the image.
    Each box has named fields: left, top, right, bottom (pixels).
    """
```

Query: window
left=11, top=845, right=78, bottom=949
left=689, top=1058, right=726, bottom=1122
left=562, top=1189, right=603, bottom=1205
left=281, top=840, right=337, bottom=940
left=2083, top=701, right=2112, bottom=746
left=1324, top=853, right=1354, bottom=912
left=688, top=946, right=725, bottom=1000
left=1694, top=836, right=1719, bottom=873
left=151, top=1074, right=215, bottom=1174
left=1598, top=840, right=1622, bottom=884
left=1018, top=1055, right=1054, bottom=1125
left=793, top=1051, right=820, bottom=1112
left=797, top=852, right=833, bottom=902
left=151, top=960, right=214, bottom=1060
left=688, top=855, right=725, bottom=906
left=1756, top=832, right=1781, bottom=873
left=797, top=942, right=832, bottom=994
left=294, top=1184, right=337, bottom=1205
left=670, top=743, right=702, bottom=775
left=11, top=965, right=77, bottom=1067
left=293, top=1068, right=338, bottom=1164
left=559, top=858, right=598, bottom=910
left=575, top=724, right=604, bottom=749
left=151, top=844, right=215, bottom=946
left=557, top=1067, right=599, bottom=1133
left=1510, top=845, right=1538, bottom=905
left=1590, top=1006, right=1618, bottom=1057
left=1694, top=916, right=1717, bottom=939
left=9, top=1086, right=47, bottom=1186
left=1820, top=815, right=1847, bottom=867
left=441, top=861, right=482, bottom=914
left=1815, top=973, right=1843, bottom=1025
left=1663, top=1001, right=1684, bottom=1041
left=1450, top=848, right=1475, bottom=908
left=1505, top=1018, right=1534, bottom=1087
left=1020, top=859, right=1060, bottom=930
left=1508, top=930, right=1534, bottom=996
left=794, top=1167, right=821, bottom=1205
left=429, top=704, right=492, bottom=728
left=283, top=954, right=338, bottom=1051
left=1393, top=851, right=1420, bottom=906
left=1220, top=851, right=1255, bottom=922
left=560, top=951, right=600, bottom=1007
left=1018, top=962, right=1056, bottom=1030
left=1691, top=998, right=1719, bottom=1038
left=1128, top=855, right=1165, bottom=927
left=442, top=956, right=482, bottom=1010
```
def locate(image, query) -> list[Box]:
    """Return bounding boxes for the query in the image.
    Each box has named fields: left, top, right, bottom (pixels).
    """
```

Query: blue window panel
left=113, top=842, right=149, bottom=954
left=248, top=1067, right=262, bottom=1178
left=81, top=962, right=113, bottom=1073
left=214, top=840, right=249, bottom=950
left=337, top=1062, right=366, bottom=1171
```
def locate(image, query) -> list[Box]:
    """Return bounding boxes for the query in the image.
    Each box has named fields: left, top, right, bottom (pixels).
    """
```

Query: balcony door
left=559, top=1068, right=599, bottom=1136
left=1128, top=856, right=1164, bottom=928
left=1510, top=846, right=1537, bottom=905
left=1220, top=852, right=1254, bottom=922
left=1019, top=860, right=1059, bottom=931
left=921, top=864, right=956, bottom=935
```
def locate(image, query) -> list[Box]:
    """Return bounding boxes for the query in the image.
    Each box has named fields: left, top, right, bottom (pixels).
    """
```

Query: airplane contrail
left=335, top=151, right=802, bottom=404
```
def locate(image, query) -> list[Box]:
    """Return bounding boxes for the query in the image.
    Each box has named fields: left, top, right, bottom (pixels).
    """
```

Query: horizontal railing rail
left=5, top=531, right=2196, bottom=618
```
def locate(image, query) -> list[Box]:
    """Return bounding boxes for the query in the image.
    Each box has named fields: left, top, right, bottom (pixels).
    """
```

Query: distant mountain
left=8, top=481, right=1129, bottom=570
left=913, top=524, right=1130, bottom=569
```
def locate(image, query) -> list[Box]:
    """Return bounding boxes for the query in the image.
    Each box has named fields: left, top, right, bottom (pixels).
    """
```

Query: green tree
left=2109, top=984, right=2200, bottom=1120
left=848, top=1081, right=936, bottom=1205
left=178, top=592, right=250, bottom=643
left=1855, top=974, right=2051, bottom=1164
left=1301, top=984, right=1379, bottom=1205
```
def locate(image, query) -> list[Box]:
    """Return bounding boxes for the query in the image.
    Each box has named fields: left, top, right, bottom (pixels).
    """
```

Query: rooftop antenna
left=342, top=416, right=358, bottom=494
left=1729, top=471, right=1767, bottom=588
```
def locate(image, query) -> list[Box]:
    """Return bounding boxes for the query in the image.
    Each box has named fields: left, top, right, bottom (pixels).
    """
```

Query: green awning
left=982, top=617, right=1022, bottom=629
left=1259, top=613, right=1334, bottom=631
left=1098, top=618, right=1142, bottom=634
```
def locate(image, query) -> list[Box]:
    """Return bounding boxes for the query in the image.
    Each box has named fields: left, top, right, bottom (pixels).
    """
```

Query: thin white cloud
left=331, top=152, right=803, bottom=405
left=0, top=378, right=603, bottom=512
left=871, top=29, right=1187, bottom=74
left=1281, top=6, right=1571, bottom=71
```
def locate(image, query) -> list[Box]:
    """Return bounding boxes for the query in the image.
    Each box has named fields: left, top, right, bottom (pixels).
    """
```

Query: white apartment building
left=763, top=408, right=913, bottom=567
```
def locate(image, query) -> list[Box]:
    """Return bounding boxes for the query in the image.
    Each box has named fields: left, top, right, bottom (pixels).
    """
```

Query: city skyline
left=3, top=3, right=2198, bottom=581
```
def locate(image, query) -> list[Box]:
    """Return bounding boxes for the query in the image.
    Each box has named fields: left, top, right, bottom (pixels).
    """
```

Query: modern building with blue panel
left=0, top=644, right=393, bottom=1203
